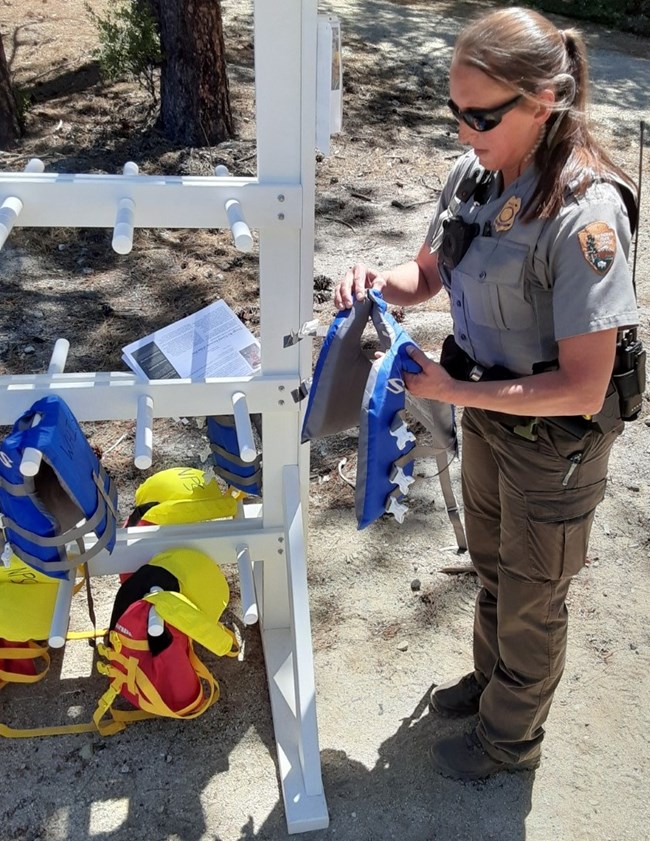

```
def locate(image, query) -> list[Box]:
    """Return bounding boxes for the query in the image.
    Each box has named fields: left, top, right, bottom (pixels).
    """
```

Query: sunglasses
left=447, top=94, right=523, bottom=132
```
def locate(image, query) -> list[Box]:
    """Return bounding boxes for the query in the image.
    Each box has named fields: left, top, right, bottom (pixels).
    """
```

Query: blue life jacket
left=0, top=396, right=118, bottom=580
left=207, top=415, right=262, bottom=496
left=301, top=290, right=466, bottom=546
left=356, top=295, right=419, bottom=528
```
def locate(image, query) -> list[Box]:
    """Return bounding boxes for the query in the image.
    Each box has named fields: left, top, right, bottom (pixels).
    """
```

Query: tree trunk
left=0, top=35, right=21, bottom=149
left=157, top=0, right=234, bottom=146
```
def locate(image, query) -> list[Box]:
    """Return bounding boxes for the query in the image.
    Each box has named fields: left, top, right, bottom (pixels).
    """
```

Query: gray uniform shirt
left=427, top=151, right=638, bottom=374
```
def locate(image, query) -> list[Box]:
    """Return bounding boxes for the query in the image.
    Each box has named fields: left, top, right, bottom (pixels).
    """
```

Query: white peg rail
left=0, top=159, right=44, bottom=249
left=236, top=543, right=259, bottom=625
left=215, top=164, right=254, bottom=252
left=0, top=0, right=328, bottom=833
left=231, top=391, right=257, bottom=462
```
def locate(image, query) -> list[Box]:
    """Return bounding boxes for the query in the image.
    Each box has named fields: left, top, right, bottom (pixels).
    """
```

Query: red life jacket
left=0, top=639, right=49, bottom=689
left=93, top=556, right=238, bottom=735
left=99, top=599, right=212, bottom=717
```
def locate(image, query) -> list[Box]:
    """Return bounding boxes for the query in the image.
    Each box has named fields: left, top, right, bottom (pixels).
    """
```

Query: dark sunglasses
left=447, top=94, right=523, bottom=132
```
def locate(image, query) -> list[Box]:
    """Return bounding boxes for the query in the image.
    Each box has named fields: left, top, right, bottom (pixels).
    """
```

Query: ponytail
left=530, top=26, right=635, bottom=219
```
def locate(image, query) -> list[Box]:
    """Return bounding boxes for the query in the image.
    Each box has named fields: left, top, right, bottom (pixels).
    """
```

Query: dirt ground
left=0, top=1, right=649, bottom=840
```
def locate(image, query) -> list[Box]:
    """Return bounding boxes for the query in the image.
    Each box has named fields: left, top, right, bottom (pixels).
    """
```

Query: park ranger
left=334, top=6, right=641, bottom=779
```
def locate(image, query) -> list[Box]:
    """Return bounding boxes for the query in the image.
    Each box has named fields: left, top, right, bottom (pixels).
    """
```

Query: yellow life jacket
left=129, top=467, right=238, bottom=526
left=0, top=550, right=60, bottom=642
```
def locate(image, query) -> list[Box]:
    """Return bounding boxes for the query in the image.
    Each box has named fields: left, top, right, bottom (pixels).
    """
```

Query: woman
left=334, top=7, right=638, bottom=780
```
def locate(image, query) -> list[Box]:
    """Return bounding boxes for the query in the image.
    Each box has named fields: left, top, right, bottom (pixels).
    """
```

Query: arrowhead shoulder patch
left=577, top=221, right=616, bottom=275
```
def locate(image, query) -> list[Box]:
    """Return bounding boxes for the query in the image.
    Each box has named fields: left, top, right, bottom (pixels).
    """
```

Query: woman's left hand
left=403, top=345, right=453, bottom=401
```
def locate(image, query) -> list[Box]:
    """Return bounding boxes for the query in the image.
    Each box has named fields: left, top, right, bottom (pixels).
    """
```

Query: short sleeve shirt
left=426, top=151, right=638, bottom=374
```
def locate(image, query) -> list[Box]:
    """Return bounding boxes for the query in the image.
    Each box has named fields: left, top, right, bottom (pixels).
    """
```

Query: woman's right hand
left=333, top=263, right=386, bottom=310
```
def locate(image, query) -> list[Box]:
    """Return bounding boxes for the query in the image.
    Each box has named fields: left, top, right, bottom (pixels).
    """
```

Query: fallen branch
left=322, top=216, right=356, bottom=231
left=391, top=198, right=437, bottom=210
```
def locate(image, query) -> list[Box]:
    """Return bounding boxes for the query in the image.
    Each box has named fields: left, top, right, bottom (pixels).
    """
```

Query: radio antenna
left=631, top=119, right=645, bottom=297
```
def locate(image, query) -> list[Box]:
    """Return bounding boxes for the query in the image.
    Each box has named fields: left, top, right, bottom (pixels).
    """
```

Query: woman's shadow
left=245, top=685, right=535, bottom=841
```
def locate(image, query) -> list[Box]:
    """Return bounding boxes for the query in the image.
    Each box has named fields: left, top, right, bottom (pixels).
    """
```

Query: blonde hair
left=453, top=7, right=635, bottom=219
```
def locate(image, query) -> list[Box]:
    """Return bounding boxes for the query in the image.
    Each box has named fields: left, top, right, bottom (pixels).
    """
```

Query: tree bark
left=0, top=34, right=21, bottom=149
left=157, top=0, right=234, bottom=146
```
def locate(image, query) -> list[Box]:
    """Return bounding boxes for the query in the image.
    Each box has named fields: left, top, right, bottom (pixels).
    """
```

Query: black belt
left=440, top=336, right=594, bottom=440
left=483, top=410, right=593, bottom=441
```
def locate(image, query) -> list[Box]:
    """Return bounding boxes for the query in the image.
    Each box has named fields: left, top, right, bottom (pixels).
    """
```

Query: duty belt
left=483, top=410, right=594, bottom=442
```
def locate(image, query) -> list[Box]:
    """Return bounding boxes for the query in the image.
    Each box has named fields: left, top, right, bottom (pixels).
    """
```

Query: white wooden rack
left=0, top=0, right=329, bottom=833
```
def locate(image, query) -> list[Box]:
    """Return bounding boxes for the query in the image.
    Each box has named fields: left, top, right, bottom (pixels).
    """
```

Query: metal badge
left=493, top=196, right=522, bottom=233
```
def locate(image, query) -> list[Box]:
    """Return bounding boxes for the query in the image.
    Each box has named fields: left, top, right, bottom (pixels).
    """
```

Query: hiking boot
left=430, top=729, right=540, bottom=781
left=429, top=672, right=484, bottom=717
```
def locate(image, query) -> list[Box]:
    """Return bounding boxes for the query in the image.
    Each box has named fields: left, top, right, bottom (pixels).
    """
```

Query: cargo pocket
left=525, top=478, right=607, bottom=580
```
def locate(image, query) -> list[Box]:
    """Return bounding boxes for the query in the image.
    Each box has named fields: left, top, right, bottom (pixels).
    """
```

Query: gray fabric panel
left=301, top=296, right=374, bottom=441
left=355, top=356, right=382, bottom=521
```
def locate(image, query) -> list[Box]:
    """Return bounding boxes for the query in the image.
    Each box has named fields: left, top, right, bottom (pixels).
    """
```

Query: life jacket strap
left=3, top=471, right=112, bottom=547
left=0, top=640, right=50, bottom=687
left=6, top=484, right=118, bottom=574
left=207, top=459, right=263, bottom=489
left=392, top=447, right=466, bottom=551
left=208, top=440, right=261, bottom=469
left=96, top=640, right=219, bottom=725
left=0, top=719, right=103, bottom=739
left=0, top=475, right=29, bottom=495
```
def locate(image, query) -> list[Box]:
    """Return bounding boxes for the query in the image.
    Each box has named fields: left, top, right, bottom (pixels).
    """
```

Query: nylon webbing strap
left=0, top=720, right=103, bottom=738
left=209, top=441, right=261, bottom=468
left=210, top=462, right=263, bottom=488
left=3, top=484, right=109, bottom=547
left=434, top=451, right=467, bottom=552
left=0, top=476, right=29, bottom=495
left=6, top=479, right=117, bottom=574
left=93, top=643, right=220, bottom=735
left=0, top=641, right=50, bottom=687
left=94, top=466, right=118, bottom=520
left=393, top=446, right=466, bottom=551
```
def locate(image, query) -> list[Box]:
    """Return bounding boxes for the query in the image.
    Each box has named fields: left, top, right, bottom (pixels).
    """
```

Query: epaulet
left=567, top=175, right=638, bottom=236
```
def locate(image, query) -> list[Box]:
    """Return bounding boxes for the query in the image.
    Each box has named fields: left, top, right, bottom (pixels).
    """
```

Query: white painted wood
left=147, top=586, right=165, bottom=637
left=283, top=465, right=322, bottom=796
left=0, top=0, right=328, bottom=831
left=215, top=165, right=254, bottom=251
left=112, top=197, right=136, bottom=254
left=0, top=372, right=296, bottom=424
left=0, top=175, right=300, bottom=231
left=262, top=627, right=330, bottom=833
left=19, top=414, right=43, bottom=478
left=0, top=195, right=23, bottom=250
left=84, top=518, right=283, bottom=576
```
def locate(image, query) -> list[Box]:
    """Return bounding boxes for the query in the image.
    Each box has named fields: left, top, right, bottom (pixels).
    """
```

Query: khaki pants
left=460, top=408, right=621, bottom=763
